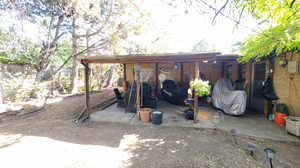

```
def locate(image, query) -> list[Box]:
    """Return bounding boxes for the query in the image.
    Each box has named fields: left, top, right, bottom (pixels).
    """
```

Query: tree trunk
left=0, top=63, right=4, bottom=104
left=70, top=16, right=79, bottom=94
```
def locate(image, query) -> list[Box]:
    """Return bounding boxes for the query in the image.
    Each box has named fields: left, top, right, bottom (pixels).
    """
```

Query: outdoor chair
left=113, top=88, right=126, bottom=108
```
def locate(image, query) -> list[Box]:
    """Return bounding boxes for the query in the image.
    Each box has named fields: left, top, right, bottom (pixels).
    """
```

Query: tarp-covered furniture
left=212, top=78, right=247, bottom=115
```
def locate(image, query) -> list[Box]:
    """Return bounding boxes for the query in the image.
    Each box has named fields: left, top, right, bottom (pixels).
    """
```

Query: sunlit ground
left=0, top=134, right=145, bottom=168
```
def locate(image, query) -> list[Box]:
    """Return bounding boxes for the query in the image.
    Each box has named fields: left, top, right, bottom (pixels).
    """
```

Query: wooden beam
left=84, top=63, right=90, bottom=111
left=78, top=52, right=233, bottom=64
left=135, top=64, right=141, bottom=120
left=155, top=63, right=159, bottom=94
left=194, top=61, right=200, bottom=122
left=180, top=62, right=183, bottom=84
left=266, top=59, right=275, bottom=116
left=221, top=62, right=225, bottom=78
left=123, top=64, right=127, bottom=89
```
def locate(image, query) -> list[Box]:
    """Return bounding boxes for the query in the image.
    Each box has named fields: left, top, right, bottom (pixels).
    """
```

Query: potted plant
left=189, top=79, right=211, bottom=97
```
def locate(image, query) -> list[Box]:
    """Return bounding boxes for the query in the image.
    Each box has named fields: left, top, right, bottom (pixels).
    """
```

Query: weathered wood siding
left=125, top=62, right=226, bottom=87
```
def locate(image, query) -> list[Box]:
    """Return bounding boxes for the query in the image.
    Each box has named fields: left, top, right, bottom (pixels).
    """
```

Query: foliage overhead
left=185, top=0, right=300, bottom=62
left=234, top=0, right=300, bottom=62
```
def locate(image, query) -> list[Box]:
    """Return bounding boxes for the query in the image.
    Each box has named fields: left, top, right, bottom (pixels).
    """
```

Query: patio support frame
left=77, top=53, right=239, bottom=123
left=135, top=64, right=141, bottom=120
left=123, top=63, right=127, bottom=88
left=194, top=61, right=200, bottom=122
left=76, top=61, right=90, bottom=122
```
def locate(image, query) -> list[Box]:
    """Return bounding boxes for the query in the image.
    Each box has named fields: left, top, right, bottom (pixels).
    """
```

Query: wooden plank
left=123, top=64, right=127, bottom=89
left=194, top=62, right=200, bottom=122
left=180, top=62, right=183, bottom=84
left=78, top=52, right=240, bottom=64
left=155, top=63, right=159, bottom=94
left=221, top=62, right=225, bottom=78
left=267, top=59, right=275, bottom=116
left=123, top=64, right=127, bottom=82
left=135, top=64, right=141, bottom=120
left=85, top=63, right=90, bottom=112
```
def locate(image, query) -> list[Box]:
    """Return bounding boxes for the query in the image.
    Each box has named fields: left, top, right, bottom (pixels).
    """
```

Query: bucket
left=274, top=112, right=288, bottom=126
left=139, top=108, right=152, bottom=122
left=151, top=111, right=163, bottom=125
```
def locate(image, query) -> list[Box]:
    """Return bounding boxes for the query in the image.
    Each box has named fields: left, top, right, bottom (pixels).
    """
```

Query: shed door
left=250, top=62, right=266, bottom=113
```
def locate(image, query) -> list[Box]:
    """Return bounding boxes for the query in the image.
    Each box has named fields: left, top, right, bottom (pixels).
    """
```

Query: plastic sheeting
left=212, top=78, right=247, bottom=116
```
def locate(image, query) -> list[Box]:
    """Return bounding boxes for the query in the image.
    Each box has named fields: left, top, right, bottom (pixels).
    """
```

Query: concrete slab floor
left=90, top=101, right=300, bottom=143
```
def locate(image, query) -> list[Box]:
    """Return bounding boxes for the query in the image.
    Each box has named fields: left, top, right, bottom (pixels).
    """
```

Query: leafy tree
left=236, top=0, right=300, bottom=62
left=0, top=0, right=73, bottom=81
left=186, top=0, right=300, bottom=62
left=192, top=39, right=215, bottom=52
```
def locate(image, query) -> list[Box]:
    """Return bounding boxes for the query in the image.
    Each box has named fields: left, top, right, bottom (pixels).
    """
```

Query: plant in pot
left=189, top=79, right=211, bottom=121
left=189, top=79, right=211, bottom=98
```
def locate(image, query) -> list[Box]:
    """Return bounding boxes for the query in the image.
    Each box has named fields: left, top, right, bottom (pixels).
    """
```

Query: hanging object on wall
left=288, top=61, right=299, bottom=74
left=173, top=63, right=180, bottom=69
left=134, top=65, right=141, bottom=72
left=158, top=73, right=166, bottom=81
left=279, top=58, right=288, bottom=67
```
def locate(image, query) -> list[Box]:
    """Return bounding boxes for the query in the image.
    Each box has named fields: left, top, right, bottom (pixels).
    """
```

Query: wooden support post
left=84, top=63, right=90, bottom=112
left=123, top=64, right=127, bottom=89
left=135, top=64, right=141, bottom=120
left=194, top=62, right=200, bottom=122
left=155, top=63, right=159, bottom=94
left=221, top=62, right=225, bottom=78
left=76, top=61, right=91, bottom=122
left=180, top=62, right=183, bottom=84
left=266, top=59, right=275, bottom=116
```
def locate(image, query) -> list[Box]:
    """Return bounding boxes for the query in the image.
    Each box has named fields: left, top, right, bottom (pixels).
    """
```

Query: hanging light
left=173, top=63, right=180, bottom=69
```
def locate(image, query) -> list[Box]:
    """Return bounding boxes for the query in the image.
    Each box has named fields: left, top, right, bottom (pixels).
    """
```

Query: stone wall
left=273, top=53, right=300, bottom=116
left=0, top=63, right=35, bottom=76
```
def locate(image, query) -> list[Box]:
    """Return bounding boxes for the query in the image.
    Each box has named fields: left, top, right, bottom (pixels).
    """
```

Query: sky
left=138, top=0, right=259, bottom=54
left=0, top=0, right=260, bottom=54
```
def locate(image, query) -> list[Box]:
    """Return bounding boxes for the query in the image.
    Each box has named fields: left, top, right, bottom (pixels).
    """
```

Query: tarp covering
left=212, top=78, right=247, bottom=115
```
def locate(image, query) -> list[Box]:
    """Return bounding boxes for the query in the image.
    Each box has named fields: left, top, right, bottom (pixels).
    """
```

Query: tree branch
left=53, top=40, right=108, bottom=75
left=74, top=0, right=115, bottom=39
left=290, top=0, right=296, bottom=8
left=211, top=0, right=229, bottom=24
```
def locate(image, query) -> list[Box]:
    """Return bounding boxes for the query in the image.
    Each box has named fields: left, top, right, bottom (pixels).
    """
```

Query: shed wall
left=273, top=53, right=300, bottom=116
left=125, top=62, right=225, bottom=87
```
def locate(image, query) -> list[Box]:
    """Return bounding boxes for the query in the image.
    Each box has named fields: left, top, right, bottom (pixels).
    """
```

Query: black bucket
left=151, top=111, right=163, bottom=125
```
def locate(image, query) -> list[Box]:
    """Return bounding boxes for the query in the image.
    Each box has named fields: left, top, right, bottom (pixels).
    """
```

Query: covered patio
left=78, top=52, right=300, bottom=143
left=90, top=101, right=300, bottom=143
left=77, top=52, right=239, bottom=121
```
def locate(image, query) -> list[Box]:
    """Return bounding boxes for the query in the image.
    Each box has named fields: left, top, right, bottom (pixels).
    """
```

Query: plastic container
left=274, top=112, right=288, bottom=126
left=139, top=108, right=152, bottom=122
left=274, top=104, right=289, bottom=126
left=151, top=111, right=163, bottom=125
left=285, top=116, right=300, bottom=137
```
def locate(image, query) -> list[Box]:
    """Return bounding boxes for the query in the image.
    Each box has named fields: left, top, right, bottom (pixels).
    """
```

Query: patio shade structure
left=76, top=52, right=238, bottom=122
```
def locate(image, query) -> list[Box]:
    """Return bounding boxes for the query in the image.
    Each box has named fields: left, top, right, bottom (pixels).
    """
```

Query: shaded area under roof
left=78, top=52, right=239, bottom=64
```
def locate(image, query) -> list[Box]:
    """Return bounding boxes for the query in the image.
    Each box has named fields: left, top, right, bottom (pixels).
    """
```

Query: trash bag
left=212, top=78, right=247, bottom=116
left=262, top=77, right=279, bottom=101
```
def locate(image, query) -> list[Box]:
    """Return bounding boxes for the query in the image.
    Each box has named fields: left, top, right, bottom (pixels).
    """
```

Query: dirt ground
left=0, top=90, right=300, bottom=168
